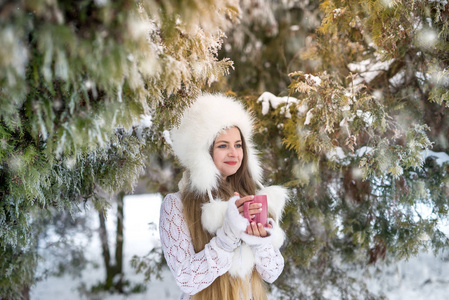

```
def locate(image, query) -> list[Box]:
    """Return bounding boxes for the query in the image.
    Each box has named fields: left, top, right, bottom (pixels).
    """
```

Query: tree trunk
left=98, top=210, right=111, bottom=271
left=114, top=191, right=125, bottom=292
left=97, top=192, right=125, bottom=292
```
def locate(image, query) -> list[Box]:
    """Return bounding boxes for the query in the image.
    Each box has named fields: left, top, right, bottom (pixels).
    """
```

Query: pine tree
left=4, top=0, right=448, bottom=298
left=0, top=0, right=239, bottom=298
left=129, top=1, right=448, bottom=298
left=226, top=0, right=449, bottom=298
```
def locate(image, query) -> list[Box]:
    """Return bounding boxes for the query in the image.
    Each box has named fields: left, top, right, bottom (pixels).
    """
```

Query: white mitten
left=215, top=196, right=248, bottom=252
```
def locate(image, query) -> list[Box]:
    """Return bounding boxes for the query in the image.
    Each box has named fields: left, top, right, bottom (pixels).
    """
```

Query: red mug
left=243, top=195, right=268, bottom=227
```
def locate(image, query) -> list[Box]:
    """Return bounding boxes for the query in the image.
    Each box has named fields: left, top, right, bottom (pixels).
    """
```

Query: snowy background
left=31, top=194, right=182, bottom=300
left=31, top=193, right=449, bottom=300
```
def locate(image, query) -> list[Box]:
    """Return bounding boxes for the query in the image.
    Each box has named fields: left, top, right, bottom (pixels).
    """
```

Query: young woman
left=159, top=94, right=288, bottom=299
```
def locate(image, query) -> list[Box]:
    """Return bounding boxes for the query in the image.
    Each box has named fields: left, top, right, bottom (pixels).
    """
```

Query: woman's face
left=212, top=127, right=243, bottom=180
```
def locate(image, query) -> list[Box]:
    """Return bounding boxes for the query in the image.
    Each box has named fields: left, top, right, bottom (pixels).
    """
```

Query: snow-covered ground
left=31, top=194, right=181, bottom=300
left=367, top=251, right=449, bottom=300
left=31, top=193, right=449, bottom=300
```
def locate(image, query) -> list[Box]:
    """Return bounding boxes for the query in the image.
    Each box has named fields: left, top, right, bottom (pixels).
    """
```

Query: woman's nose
left=228, top=147, right=237, bottom=156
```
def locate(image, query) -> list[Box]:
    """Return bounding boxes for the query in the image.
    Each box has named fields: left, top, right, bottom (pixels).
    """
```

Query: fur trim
left=177, top=171, right=189, bottom=192
left=229, top=244, right=255, bottom=278
left=241, top=231, right=272, bottom=246
left=202, top=196, right=247, bottom=235
left=170, top=94, right=263, bottom=194
left=269, top=223, right=286, bottom=249
left=257, top=185, right=289, bottom=221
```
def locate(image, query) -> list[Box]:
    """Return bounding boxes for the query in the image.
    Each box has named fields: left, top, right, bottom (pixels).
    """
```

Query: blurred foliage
left=0, top=0, right=238, bottom=298
left=217, top=0, right=323, bottom=94
left=216, top=0, right=449, bottom=298
left=2, top=0, right=449, bottom=299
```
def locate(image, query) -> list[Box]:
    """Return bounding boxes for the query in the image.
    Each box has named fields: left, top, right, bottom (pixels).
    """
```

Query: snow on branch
left=257, top=91, right=301, bottom=118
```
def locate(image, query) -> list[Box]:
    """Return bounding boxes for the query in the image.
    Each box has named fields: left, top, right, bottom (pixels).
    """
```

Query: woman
left=159, top=94, right=288, bottom=299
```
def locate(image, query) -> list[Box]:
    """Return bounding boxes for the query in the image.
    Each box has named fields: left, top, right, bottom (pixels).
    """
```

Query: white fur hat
left=170, top=93, right=263, bottom=194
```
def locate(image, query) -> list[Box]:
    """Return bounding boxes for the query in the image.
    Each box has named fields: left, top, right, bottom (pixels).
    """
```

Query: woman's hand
left=234, top=192, right=271, bottom=237
left=234, top=193, right=262, bottom=220
left=246, top=221, right=272, bottom=237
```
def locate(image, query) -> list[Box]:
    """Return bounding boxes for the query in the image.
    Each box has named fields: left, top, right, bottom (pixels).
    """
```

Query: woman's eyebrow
left=215, top=139, right=242, bottom=144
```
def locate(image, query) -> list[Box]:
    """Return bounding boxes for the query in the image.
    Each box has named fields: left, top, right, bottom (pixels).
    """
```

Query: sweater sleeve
left=159, top=193, right=234, bottom=295
left=252, top=243, right=284, bottom=283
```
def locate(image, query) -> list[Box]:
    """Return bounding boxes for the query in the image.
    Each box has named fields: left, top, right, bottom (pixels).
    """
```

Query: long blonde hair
left=181, top=128, right=268, bottom=300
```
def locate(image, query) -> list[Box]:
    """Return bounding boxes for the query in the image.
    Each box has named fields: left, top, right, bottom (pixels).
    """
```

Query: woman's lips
left=225, top=161, right=237, bottom=165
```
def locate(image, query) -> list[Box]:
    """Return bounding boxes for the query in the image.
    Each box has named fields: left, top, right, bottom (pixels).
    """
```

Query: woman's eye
left=217, top=144, right=227, bottom=148
left=236, top=144, right=242, bottom=148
